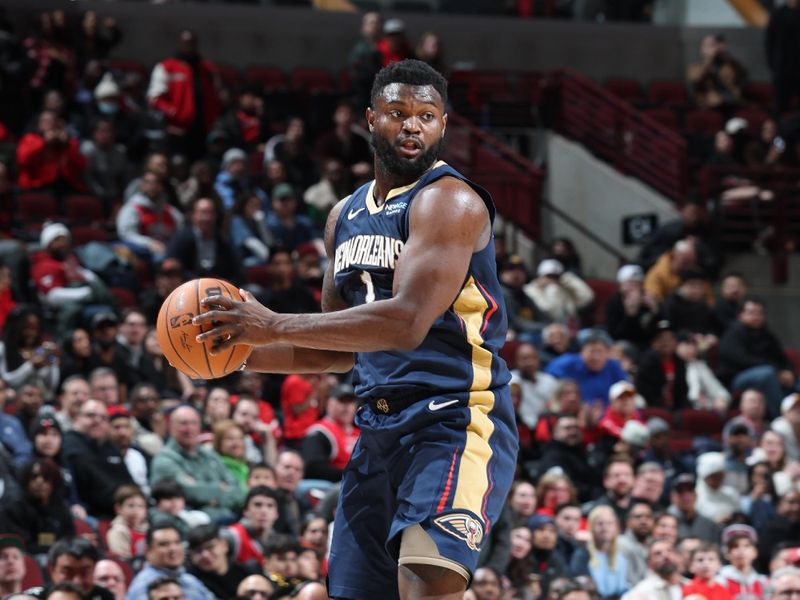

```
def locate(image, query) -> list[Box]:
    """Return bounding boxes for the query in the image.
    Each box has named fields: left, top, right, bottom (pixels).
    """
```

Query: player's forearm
left=270, top=299, right=426, bottom=353
left=246, top=344, right=354, bottom=374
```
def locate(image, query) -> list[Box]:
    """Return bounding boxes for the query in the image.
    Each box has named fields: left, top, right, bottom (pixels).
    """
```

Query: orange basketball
left=156, top=278, right=253, bottom=380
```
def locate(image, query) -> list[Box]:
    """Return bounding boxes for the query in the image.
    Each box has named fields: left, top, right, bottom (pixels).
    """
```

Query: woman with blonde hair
left=586, top=505, right=630, bottom=598
left=212, top=419, right=249, bottom=492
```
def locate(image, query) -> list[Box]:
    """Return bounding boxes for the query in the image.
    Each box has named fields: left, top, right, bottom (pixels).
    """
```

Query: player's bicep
left=392, top=183, right=488, bottom=327
left=322, top=197, right=350, bottom=313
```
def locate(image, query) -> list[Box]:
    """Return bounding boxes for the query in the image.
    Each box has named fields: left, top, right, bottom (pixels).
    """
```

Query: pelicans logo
left=433, top=513, right=485, bottom=551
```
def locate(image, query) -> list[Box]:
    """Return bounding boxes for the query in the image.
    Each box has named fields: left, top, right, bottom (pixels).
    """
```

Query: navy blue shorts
left=327, top=387, right=518, bottom=600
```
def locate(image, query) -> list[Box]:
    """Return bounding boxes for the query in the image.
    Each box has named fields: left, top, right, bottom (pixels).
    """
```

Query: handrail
left=444, top=112, right=628, bottom=264
left=552, top=68, right=688, bottom=203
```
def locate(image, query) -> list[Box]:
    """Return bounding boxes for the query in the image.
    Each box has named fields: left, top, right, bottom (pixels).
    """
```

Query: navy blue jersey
left=332, top=161, right=511, bottom=403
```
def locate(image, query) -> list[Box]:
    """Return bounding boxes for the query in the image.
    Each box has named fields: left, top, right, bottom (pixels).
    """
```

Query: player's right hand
left=194, top=289, right=278, bottom=352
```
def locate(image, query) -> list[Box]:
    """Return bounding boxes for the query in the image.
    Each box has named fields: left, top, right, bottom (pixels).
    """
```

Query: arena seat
left=245, top=65, right=287, bottom=91
left=683, top=109, right=725, bottom=135
left=733, top=107, right=770, bottom=134
left=65, top=194, right=105, bottom=225
left=21, top=554, right=44, bottom=589
left=646, top=80, right=688, bottom=108
left=17, top=192, right=57, bottom=224
left=584, top=278, right=616, bottom=326
left=71, top=226, right=111, bottom=246
left=216, top=63, right=243, bottom=91
left=678, top=408, right=723, bottom=437
left=107, top=58, right=149, bottom=79
left=743, top=82, right=774, bottom=109
left=245, top=265, right=273, bottom=288
left=640, top=406, right=674, bottom=425
left=642, top=108, right=679, bottom=130
left=603, top=78, right=643, bottom=104
left=499, top=339, right=523, bottom=369
left=111, top=287, right=138, bottom=309
left=291, top=67, right=334, bottom=93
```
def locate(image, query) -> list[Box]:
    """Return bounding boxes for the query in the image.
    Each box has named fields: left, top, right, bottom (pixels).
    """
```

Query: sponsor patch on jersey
left=433, top=513, right=485, bottom=551
left=384, top=201, right=408, bottom=216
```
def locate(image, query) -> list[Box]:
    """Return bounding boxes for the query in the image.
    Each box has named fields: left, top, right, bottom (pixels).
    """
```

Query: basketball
left=156, top=278, right=253, bottom=380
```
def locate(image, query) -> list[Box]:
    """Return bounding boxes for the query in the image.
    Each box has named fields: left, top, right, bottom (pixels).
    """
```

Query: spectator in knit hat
left=695, top=452, right=740, bottom=525
left=30, top=222, right=112, bottom=336
left=668, top=474, right=721, bottom=543
left=0, top=534, right=27, bottom=596
left=214, top=148, right=267, bottom=212
left=528, top=514, right=568, bottom=596
left=718, top=524, right=768, bottom=599
left=605, top=264, right=659, bottom=348
left=524, top=259, right=594, bottom=326
left=773, top=393, right=800, bottom=462
left=721, top=416, right=755, bottom=495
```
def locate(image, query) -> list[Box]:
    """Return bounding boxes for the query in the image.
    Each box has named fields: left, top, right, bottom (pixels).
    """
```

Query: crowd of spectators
left=1, top=6, right=800, bottom=600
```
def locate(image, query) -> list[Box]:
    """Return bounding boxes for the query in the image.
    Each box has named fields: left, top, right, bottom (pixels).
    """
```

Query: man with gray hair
left=770, top=566, right=800, bottom=598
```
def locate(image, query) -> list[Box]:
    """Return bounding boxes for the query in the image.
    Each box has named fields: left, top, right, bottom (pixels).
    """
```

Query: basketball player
left=194, top=59, right=518, bottom=600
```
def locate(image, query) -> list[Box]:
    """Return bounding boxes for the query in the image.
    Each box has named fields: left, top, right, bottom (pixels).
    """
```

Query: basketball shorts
left=327, top=387, right=518, bottom=600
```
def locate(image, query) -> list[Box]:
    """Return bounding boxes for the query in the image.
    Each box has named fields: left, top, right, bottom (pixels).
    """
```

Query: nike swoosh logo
left=428, top=399, right=460, bottom=411
left=348, top=207, right=365, bottom=220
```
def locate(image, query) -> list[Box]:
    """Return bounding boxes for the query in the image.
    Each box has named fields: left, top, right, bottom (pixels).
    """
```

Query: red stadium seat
left=678, top=409, right=723, bottom=437
left=642, top=108, right=679, bottom=130
left=683, top=109, right=725, bottom=135
left=111, top=287, right=137, bottom=309
left=71, top=226, right=111, bottom=246
left=784, top=347, right=800, bottom=373
left=245, top=65, right=287, bottom=91
left=604, top=78, right=643, bottom=104
left=646, top=81, right=688, bottom=107
left=640, top=406, right=674, bottom=425
left=290, top=67, right=334, bottom=93
left=216, top=63, right=242, bottom=91
left=65, top=194, right=105, bottom=225
left=245, top=265, right=273, bottom=288
left=338, top=67, right=351, bottom=94
left=22, top=554, right=45, bottom=589
left=733, top=107, right=770, bottom=134
left=585, top=278, right=616, bottom=326
left=17, top=192, right=57, bottom=224
left=743, top=82, right=774, bottom=109
left=499, top=339, right=523, bottom=370
left=669, top=431, right=695, bottom=453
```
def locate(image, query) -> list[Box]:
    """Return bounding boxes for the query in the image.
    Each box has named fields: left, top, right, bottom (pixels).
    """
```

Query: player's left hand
left=194, top=289, right=276, bottom=352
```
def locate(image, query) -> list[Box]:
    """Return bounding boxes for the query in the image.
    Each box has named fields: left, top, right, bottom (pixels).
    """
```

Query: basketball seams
left=196, top=278, right=215, bottom=379
left=162, top=285, right=203, bottom=380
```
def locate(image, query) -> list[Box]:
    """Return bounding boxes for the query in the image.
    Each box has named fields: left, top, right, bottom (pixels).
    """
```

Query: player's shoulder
left=413, top=174, right=488, bottom=220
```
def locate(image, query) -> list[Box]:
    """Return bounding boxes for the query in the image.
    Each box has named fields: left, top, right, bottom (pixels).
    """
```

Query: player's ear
left=366, top=107, right=375, bottom=133
left=441, top=112, right=447, bottom=138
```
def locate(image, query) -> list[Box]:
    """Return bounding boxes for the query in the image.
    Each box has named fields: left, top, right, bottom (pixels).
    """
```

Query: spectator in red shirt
left=682, top=542, right=734, bottom=600
left=16, top=110, right=87, bottom=192
left=301, top=384, right=360, bottom=482
left=280, top=373, right=331, bottom=449
left=209, top=84, right=264, bottom=153
left=147, top=30, right=220, bottom=160
left=378, top=19, right=412, bottom=67
left=597, top=381, right=644, bottom=440
left=30, top=222, right=110, bottom=336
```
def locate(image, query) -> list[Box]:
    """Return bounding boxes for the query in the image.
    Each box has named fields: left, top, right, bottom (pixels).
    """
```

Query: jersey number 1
left=360, top=271, right=376, bottom=303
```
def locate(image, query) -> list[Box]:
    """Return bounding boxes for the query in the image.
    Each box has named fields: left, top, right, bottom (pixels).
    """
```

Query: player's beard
left=371, top=133, right=444, bottom=181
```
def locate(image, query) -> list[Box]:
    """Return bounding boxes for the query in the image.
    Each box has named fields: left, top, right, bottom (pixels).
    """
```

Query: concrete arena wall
left=5, top=1, right=771, bottom=83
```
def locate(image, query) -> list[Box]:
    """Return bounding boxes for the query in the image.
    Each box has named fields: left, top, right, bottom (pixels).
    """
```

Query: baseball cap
left=107, top=405, right=131, bottom=422
left=527, top=514, right=556, bottom=531
left=331, top=383, right=356, bottom=401
left=671, top=473, right=695, bottom=491
left=272, top=183, right=295, bottom=200
left=609, top=380, right=636, bottom=401
left=383, top=18, right=405, bottom=34
left=537, top=259, right=564, bottom=277
left=0, top=533, right=24, bottom=551
left=616, top=264, right=644, bottom=283
left=221, top=148, right=247, bottom=169
left=721, top=524, right=757, bottom=547
left=621, top=420, right=650, bottom=447
left=781, top=394, right=800, bottom=414
left=92, top=311, right=119, bottom=329
left=647, top=417, right=670, bottom=436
